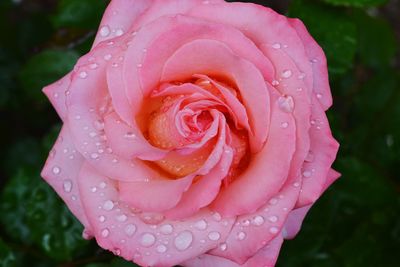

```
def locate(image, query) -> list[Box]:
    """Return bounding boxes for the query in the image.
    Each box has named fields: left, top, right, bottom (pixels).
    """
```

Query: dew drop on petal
left=268, top=216, right=278, bottom=223
left=103, top=200, right=114, bottom=211
left=194, top=220, right=208, bottom=230
left=101, top=228, right=110, bottom=237
left=100, top=25, right=110, bottom=37
left=174, top=231, right=193, bottom=251
left=280, top=122, right=289, bottom=129
left=116, top=214, right=127, bottom=222
left=237, top=231, right=246, bottom=241
left=124, top=224, right=136, bottom=236
left=156, top=244, right=167, bottom=253
left=140, top=233, right=156, bottom=247
left=99, top=215, right=106, bottom=222
left=269, top=227, right=279, bottom=234
left=208, top=231, right=221, bottom=241
left=79, top=71, right=88, bottom=79
left=278, top=95, right=294, bottom=113
left=281, top=69, right=292, bottom=79
left=52, top=166, right=61, bottom=175
left=252, top=215, right=265, bottom=226
left=63, top=179, right=72, bottom=193
left=272, top=43, right=281, bottom=49
left=160, top=224, right=173, bottom=235
left=220, top=243, right=227, bottom=251
left=303, top=170, right=312, bottom=178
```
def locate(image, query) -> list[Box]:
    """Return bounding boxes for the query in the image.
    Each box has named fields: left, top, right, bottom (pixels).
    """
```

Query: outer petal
left=41, top=125, right=91, bottom=230
left=42, top=72, right=72, bottom=121
left=289, top=18, right=332, bottom=110
left=212, top=91, right=296, bottom=217
left=296, top=95, right=340, bottom=206
left=282, top=205, right=311, bottom=239
left=77, top=163, right=235, bottom=267
left=92, top=0, right=152, bottom=48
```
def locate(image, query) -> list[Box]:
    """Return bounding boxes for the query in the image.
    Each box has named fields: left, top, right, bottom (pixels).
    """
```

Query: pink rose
left=41, top=0, right=339, bottom=266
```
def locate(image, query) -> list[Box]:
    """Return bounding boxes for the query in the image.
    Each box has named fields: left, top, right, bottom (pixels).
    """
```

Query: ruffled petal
left=296, top=95, right=339, bottom=206
left=92, top=0, right=152, bottom=48
left=41, top=125, right=91, bottom=230
left=282, top=205, right=311, bottom=239
left=212, top=91, right=296, bottom=217
left=161, top=38, right=269, bottom=152
left=42, top=72, right=72, bottom=121
left=77, top=163, right=235, bottom=267
left=289, top=18, right=332, bottom=110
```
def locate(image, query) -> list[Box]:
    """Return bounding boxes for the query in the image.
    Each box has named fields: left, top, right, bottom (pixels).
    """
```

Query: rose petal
left=41, top=125, right=91, bottom=230
left=282, top=205, right=312, bottom=240
left=103, top=112, right=166, bottom=161
left=165, top=146, right=233, bottom=219
left=92, top=0, right=152, bottom=48
left=296, top=95, right=340, bottom=206
left=161, top=38, right=270, bottom=152
left=42, top=72, right=72, bottom=121
left=78, top=163, right=235, bottom=267
left=212, top=91, right=296, bottom=217
left=289, top=18, right=332, bottom=110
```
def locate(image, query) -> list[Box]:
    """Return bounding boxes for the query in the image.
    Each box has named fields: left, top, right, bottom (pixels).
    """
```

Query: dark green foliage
left=0, top=0, right=399, bottom=266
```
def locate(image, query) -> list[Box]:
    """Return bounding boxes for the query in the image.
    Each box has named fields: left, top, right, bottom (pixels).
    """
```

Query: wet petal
left=42, top=72, right=72, bottom=121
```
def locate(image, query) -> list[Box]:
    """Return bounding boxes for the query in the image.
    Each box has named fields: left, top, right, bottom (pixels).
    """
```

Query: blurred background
left=0, top=0, right=399, bottom=266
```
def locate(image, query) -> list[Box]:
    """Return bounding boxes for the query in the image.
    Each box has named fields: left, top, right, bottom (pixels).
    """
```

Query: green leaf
left=18, top=49, right=79, bottom=105
left=0, top=239, right=16, bottom=267
left=354, top=12, right=397, bottom=68
left=322, top=0, right=388, bottom=7
left=0, top=168, right=89, bottom=261
left=289, top=0, right=357, bottom=74
left=52, top=0, right=107, bottom=29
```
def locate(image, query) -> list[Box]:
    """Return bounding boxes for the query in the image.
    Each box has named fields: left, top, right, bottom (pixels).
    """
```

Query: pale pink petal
left=289, top=18, right=332, bottom=110
left=77, top=163, right=235, bottom=267
left=41, top=125, right=91, bottom=230
left=296, top=95, right=340, bottom=206
left=165, top=146, right=233, bottom=219
left=188, top=2, right=313, bottom=91
left=243, top=234, right=284, bottom=267
left=210, top=166, right=301, bottom=264
left=161, top=38, right=269, bottom=152
left=66, top=42, right=154, bottom=182
left=282, top=205, right=312, bottom=240
left=103, top=112, right=166, bottom=161
left=323, top=169, right=341, bottom=191
left=42, top=72, right=72, bottom=121
left=184, top=254, right=240, bottom=267
left=212, top=91, right=296, bottom=217
left=92, top=0, right=152, bottom=48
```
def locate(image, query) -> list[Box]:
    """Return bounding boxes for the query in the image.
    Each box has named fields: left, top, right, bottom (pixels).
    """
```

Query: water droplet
left=293, top=182, right=300, bottom=187
left=316, top=93, right=323, bottom=99
left=137, top=63, right=142, bottom=68
left=100, top=25, right=110, bottom=37
left=89, top=132, right=97, bottom=138
left=252, top=216, right=265, bottom=226
left=124, top=132, right=136, bottom=139
left=99, top=215, right=106, bottom=222
left=104, top=54, right=112, bottom=61
left=156, top=244, right=167, bottom=253
left=52, top=166, right=61, bottom=175
left=174, top=231, right=193, bottom=251
left=79, top=71, right=88, bottom=79
left=298, top=73, right=306, bottom=80
left=268, top=216, right=278, bottom=223
left=124, top=224, right=136, bottom=236
left=241, top=219, right=250, bottom=226
left=208, top=231, right=221, bottom=241
left=220, top=243, right=227, bottom=251
left=115, top=28, right=124, bottom=36
left=103, top=200, right=114, bottom=211
left=271, top=80, right=280, bottom=86
left=101, top=228, right=110, bottom=237
left=194, top=220, right=208, bottom=230
left=91, top=186, right=97, bottom=193
left=213, top=212, right=222, bottom=221
left=116, top=214, right=127, bottom=222
left=278, top=95, right=294, bottom=113
left=269, top=227, right=279, bottom=234
left=280, top=122, right=289, bottom=129
left=89, top=63, right=99, bottom=70
left=114, top=249, right=121, bottom=256
left=281, top=70, right=292, bottom=79
left=160, top=224, right=173, bottom=235
left=237, top=231, right=246, bottom=240
left=272, top=43, right=281, bottom=49
left=140, top=233, right=156, bottom=247
left=269, top=198, right=278, bottom=205
left=305, top=151, right=314, bottom=162
left=99, top=182, right=106, bottom=188
left=90, top=153, right=99, bottom=159
left=302, top=170, right=312, bottom=178
left=63, top=179, right=72, bottom=193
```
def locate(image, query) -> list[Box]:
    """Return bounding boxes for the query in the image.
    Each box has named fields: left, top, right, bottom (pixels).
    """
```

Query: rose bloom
left=41, top=0, right=339, bottom=266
